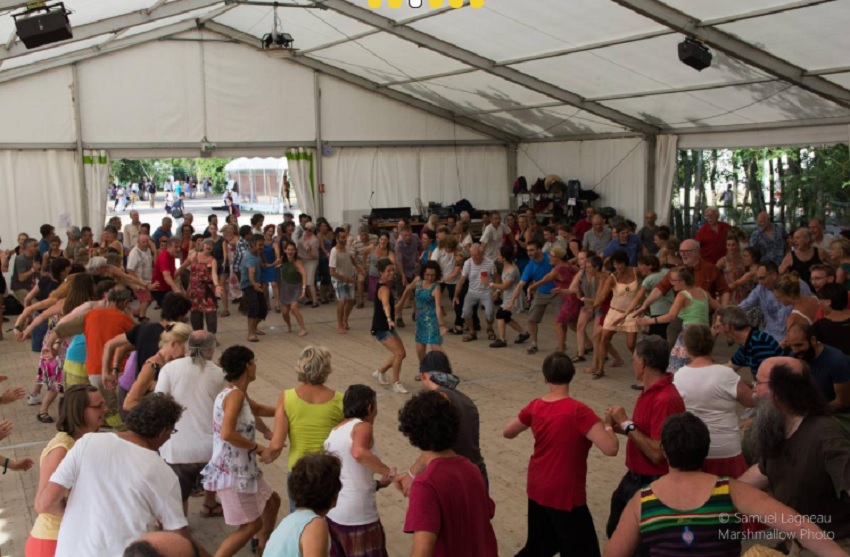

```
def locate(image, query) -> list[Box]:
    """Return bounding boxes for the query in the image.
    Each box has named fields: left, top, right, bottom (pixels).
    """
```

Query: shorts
left=463, top=290, right=495, bottom=321
left=373, top=330, right=398, bottom=343
left=134, top=288, right=152, bottom=303
left=169, top=462, right=206, bottom=501
left=332, top=279, right=355, bottom=301
left=239, top=288, right=268, bottom=320
left=496, top=308, right=513, bottom=323
left=528, top=291, right=555, bottom=324
left=279, top=283, right=301, bottom=305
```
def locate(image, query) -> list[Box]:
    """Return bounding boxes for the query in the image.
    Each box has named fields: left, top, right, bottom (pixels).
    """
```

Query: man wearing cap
left=393, top=351, right=488, bottom=496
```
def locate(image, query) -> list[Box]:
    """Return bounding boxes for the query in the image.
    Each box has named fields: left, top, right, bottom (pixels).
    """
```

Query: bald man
left=694, top=206, right=729, bottom=265
left=739, top=357, right=850, bottom=554
left=124, top=531, right=209, bottom=557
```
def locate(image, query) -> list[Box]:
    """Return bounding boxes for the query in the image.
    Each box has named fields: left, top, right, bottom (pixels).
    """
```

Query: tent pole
left=72, top=63, right=90, bottom=228
left=314, top=71, right=324, bottom=218
left=507, top=143, right=518, bottom=211
left=644, top=134, right=657, bottom=220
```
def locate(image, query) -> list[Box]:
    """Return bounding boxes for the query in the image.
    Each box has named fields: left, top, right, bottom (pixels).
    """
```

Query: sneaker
left=372, top=370, right=390, bottom=386
left=514, top=332, right=530, bottom=344
left=392, top=382, right=409, bottom=394
left=526, top=344, right=539, bottom=354
left=396, top=317, right=405, bottom=328
left=489, top=339, right=507, bottom=348
left=26, top=393, right=42, bottom=406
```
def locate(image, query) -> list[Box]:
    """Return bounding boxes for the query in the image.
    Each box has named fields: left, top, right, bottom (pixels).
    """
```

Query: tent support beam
left=0, top=0, right=227, bottom=62
left=314, top=71, right=324, bottom=219
left=610, top=0, right=850, bottom=109
left=506, top=144, right=518, bottom=211
left=305, top=0, right=659, bottom=136
left=644, top=134, right=657, bottom=218
left=205, top=23, right=520, bottom=144
left=71, top=64, right=89, bottom=229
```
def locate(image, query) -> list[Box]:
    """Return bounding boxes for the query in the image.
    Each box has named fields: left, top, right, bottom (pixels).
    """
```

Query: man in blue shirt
left=239, top=234, right=267, bottom=342
left=151, top=217, right=173, bottom=249
left=786, top=322, right=850, bottom=414
left=739, top=261, right=812, bottom=342
left=603, top=223, right=644, bottom=266
left=716, top=306, right=784, bottom=377
left=505, top=240, right=554, bottom=354
left=38, top=224, right=55, bottom=261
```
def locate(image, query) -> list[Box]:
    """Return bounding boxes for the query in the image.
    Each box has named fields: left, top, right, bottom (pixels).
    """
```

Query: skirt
left=602, top=307, right=641, bottom=333
left=667, top=327, right=691, bottom=374
left=327, top=517, right=388, bottom=557
left=218, top=477, right=274, bottom=527
left=556, top=294, right=581, bottom=326
left=63, top=360, right=88, bottom=387
left=279, top=283, right=302, bottom=305
left=302, top=259, right=319, bottom=286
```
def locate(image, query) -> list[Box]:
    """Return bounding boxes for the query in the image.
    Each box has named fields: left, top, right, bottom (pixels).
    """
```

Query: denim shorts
left=373, top=329, right=398, bottom=343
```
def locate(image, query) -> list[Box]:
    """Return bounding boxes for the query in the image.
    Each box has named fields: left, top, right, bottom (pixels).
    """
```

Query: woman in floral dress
left=202, top=345, right=280, bottom=557
left=187, top=239, right=222, bottom=340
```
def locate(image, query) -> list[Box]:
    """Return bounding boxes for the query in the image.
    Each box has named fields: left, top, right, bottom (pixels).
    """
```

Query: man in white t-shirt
left=479, top=211, right=510, bottom=261
left=156, top=331, right=226, bottom=515
left=452, top=244, right=497, bottom=341
left=126, top=234, right=154, bottom=320
left=36, top=394, right=210, bottom=557
left=330, top=227, right=361, bottom=334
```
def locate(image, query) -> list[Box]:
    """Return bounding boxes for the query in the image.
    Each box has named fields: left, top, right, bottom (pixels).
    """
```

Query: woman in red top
left=504, top=352, right=619, bottom=557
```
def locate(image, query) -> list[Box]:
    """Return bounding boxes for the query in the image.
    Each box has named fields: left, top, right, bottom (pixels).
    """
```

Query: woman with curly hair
left=269, top=346, right=343, bottom=512
left=264, top=453, right=343, bottom=557
left=202, top=345, right=280, bottom=557
left=396, top=261, right=447, bottom=362
left=399, top=391, right=498, bottom=557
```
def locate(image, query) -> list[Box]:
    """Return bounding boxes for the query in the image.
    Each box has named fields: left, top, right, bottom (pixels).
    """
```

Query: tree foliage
left=110, top=157, right=233, bottom=194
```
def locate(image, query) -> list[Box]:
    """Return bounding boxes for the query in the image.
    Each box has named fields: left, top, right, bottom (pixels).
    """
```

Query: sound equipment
left=678, top=38, right=712, bottom=71
left=370, top=207, right=412, bottom=221
left=14, top=3, right=72, bottom=49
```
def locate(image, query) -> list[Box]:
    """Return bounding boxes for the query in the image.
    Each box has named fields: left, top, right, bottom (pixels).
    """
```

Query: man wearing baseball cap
left=393, top=352, right=488, bottom=496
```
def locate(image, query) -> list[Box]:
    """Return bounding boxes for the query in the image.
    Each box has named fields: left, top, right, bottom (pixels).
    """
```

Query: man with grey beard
left=740, top=357, right=850, bottom=555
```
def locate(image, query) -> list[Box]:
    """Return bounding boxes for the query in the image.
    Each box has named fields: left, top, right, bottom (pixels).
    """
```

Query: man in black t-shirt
left=100, top=293, right=192, bottom=412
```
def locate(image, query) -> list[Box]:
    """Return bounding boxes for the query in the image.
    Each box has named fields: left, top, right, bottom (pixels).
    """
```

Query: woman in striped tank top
left=605, top=413, right=848, bottom=557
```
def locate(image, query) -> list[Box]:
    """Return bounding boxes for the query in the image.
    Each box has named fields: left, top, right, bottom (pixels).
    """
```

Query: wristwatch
left=621, top=421, right=637, bottom=434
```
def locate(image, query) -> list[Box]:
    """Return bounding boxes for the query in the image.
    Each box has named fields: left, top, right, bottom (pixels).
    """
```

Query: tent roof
left=224, top=156, right=287, bottom=171
left=2, top=0, right=849, bottom=142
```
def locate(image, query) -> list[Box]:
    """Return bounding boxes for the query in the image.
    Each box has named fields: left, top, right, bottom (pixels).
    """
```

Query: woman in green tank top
left=634, top=266, right=712, bottom=373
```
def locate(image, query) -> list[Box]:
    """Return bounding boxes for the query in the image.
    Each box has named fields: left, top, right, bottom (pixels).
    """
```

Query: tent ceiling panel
left=666, top=0, right=816, bottom=21
left=602, top=82, right=850, bottom=129
left=77, top=40, right=204, bottom=143
left=0, top=66, right=74, bottom=143
left=512, top=34, right=772, bottom=101
left=827, top=72, right=850, bottom=88
left=408, top=0, right=665, bottom=64
left=390, top=71, right=556, bottom=115
left=119, top=3, right=227, bottom=39
left=474, top=106, right=631, bottom=139
left=203, top=41, right=316, bottom=141
left=319, top=73, right=490, bottom=142
left=211, top=4, right=374, bottom=51
left=717, top=2, right=850, bottom=71
left=310, top=31, right=468, bottom=83
left=2, top=35, right=107, bottom=70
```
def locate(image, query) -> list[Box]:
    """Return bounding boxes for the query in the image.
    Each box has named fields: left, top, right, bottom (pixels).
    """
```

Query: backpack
left=171, top=201, right=184, bottom=220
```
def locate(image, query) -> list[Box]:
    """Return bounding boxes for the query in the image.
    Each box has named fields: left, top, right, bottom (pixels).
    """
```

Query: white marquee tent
left=1, top=0, right=849, bottom=242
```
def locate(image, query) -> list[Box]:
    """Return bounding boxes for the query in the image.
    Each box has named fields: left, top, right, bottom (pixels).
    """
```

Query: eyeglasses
left=678, top=249, right=697, bottom=255
left=172, top=428, right=179, bottom=434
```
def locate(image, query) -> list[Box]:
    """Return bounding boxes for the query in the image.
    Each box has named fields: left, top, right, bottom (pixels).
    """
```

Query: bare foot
left=583, top=366, right=597, bottom=374
left=611, top=359, right=625, bottom=368
left=337, top=327, right=347, bottom=335
left=298, top=330, right=308, bottom=337
left=255, top=330, right=266, bottom=336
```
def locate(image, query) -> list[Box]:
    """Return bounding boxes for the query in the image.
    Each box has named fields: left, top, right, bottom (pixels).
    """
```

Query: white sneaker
left=26, top=393, right=42, bottom=406
left=372, top=370, right=390, bottom=386
left=392, top=382, right=409, bottom=394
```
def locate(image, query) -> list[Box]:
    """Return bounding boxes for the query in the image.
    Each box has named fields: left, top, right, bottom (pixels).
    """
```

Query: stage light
left=678, top=38, right=712, bottom=72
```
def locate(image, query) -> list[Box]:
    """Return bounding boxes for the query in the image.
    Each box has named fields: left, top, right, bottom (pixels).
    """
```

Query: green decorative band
left=285, top=151, right=316, bottom=202
left=83, top=155, right=107, bottom=165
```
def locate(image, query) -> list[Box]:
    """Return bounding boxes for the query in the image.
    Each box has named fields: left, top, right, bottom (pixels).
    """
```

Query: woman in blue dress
left=397, top=261, right=447, bottom=363
left=260, top=225, right=281, bottom=312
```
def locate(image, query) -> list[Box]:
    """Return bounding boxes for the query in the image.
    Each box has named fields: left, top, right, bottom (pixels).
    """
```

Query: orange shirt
left=83, top=307, right=134, bottom=376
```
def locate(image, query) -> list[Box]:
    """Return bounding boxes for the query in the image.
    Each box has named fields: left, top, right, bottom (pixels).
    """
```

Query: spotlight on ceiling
left=13, top=2, right=73, bottom=49
left=678, top=38, right=712, bottom=72
left=260, top=6, right=294, bottom=51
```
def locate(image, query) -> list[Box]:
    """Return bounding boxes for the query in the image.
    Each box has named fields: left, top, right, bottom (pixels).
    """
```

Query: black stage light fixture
left=275, top=32, right=293, bottom=49
left=13, top=2, right=73, bottom=49
left=678, top=38, right=712, bottom=72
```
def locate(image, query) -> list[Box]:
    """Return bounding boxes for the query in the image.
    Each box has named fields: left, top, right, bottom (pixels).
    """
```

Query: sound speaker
left=14, top=8, right=72, bottom=49
left=678, top=38, right=712, bottom=72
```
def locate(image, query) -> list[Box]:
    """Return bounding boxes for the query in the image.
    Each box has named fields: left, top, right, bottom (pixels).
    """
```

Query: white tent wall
left=677, top=123, right=850, bottom=150
left=517, top=138, right=648, bottom=222
left=0, top=67, right=74, bottom=145
left=319, top=74, right=489, bottom=142
left=0, top=150, right=82, bottom=245
left=321, top=146, right=508, bottom=226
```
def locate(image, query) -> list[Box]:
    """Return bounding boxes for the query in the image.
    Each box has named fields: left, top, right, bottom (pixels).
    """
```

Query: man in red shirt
left=151, top=237, right=185, bottom=305
left=694, top=206, right=730, bottom=264
left=604, top=335, right=685, bottom=557
left=573, top=206, right=595, bottom=244
left=401, top=391, right=498, bottom=557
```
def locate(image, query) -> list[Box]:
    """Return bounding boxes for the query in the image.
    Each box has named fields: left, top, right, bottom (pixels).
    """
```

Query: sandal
left=37, top=412, right=54, bottom=423
left=571, top=355, right=587, bottom=363
left=447, top=327, right=463, bottom=335
left=486, top=329, right=497, bottom=341
left=220, top=310, right=230, bottom=317
left=200, top=502, right=224, bottom=518
left=247, top=336, right=259, bottom=343
left=462, top=333, right=478, bottom=342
